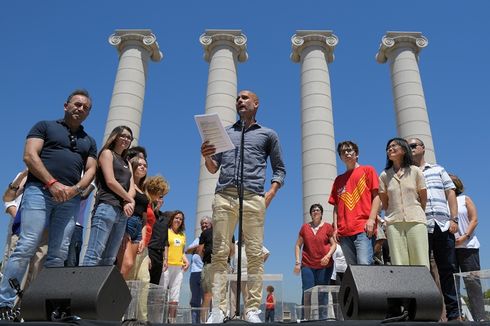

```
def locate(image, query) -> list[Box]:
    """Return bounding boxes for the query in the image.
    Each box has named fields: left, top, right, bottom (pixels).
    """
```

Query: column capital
left=376, top=31, right=428, bottom=64
left=108, top=29, right=163, bottom=62
left=199, top=29, right=248, bottom=63
left=290, top=30, right=338, bottom=63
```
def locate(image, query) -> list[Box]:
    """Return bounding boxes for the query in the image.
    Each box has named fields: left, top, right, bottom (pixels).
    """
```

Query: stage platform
left=0, top=320, right=488, bottom=326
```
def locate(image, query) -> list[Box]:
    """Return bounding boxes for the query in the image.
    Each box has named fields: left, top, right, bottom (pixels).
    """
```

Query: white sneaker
left=206, top=309, right=225, bottom=324
left=245, top=309, right=262, bottom=323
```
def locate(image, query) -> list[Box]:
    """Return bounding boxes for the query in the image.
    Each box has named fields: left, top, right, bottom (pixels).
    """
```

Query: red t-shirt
left=266, top=293, right=275, bottom=310
left=143, top=204, right=156, bottom=247
left=299, top=223, right=334, bottom=269
left=328, top=165, right=379, bottom=237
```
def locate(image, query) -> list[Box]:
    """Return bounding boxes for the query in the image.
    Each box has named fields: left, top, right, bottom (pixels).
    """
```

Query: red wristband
left=45, top=178, right=58, bottom=189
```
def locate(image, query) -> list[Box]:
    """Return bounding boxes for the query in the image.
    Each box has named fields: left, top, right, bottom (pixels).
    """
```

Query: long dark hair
left=385, top=137, right=414, bottom=170
left=169, top=210, right=185, bottom=234
left=98, top=126, right=133, bottom=159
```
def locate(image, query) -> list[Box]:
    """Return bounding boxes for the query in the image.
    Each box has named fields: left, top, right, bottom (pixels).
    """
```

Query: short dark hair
left=384, top=137, right=414, bottom=170
left=127, top=146, right=148, bottom=160
left=337, top=141, right=359, bottom=157
left=66, top=89, right=92, bottom=106
left=449, top=174, right=464, bottom=196
left=309, top=203, right=323, bottom=215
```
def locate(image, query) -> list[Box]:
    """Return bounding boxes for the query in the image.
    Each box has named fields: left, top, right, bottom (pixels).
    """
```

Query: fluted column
left=105, top=29, right=163, bottom=144
left=195, top=30, right=248, bottom=236
left=376, top=31, right=436, bottom=163
left=291, top=30, right=338, bottom=223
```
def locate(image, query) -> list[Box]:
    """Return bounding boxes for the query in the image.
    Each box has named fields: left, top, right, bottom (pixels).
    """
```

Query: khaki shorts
left=201, top=263, right=213, bottom=293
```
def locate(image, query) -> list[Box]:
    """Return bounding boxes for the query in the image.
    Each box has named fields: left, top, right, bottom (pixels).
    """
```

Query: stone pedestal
left=195, top=30, right=248, bottom=236
left=105, top=29, right=163, bottom=144
left=291, top=30, right=338, bottom=222
left=376, top=31, right=436, bottom=163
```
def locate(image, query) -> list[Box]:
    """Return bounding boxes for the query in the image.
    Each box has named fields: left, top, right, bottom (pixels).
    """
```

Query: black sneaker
left=0, top=306, right=20, bottom=321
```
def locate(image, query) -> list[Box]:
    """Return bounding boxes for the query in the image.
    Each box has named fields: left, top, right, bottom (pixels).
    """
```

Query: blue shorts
left=126, top=215, right=143, bottom=243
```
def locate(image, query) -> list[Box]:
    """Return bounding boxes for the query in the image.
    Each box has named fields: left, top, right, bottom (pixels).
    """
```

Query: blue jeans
left=189, top=271, right=203, bottom=324
left=301, top=266, right=333, bottom=319
left=0, top=183, right=79, bottom=307
left=126, top=215, right=143, bottom=243
left=265, top=309, right=275, bottom=322
left=428, top=224, right=460, bottom=319
left=64, top=224, right=83, bottom=267
left=340, top=232, right=375, bottom=265
left=82, top=203, right=126, bottom=266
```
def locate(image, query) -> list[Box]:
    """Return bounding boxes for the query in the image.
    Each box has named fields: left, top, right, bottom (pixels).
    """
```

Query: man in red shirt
left=328, top=141, right=379, bottom=265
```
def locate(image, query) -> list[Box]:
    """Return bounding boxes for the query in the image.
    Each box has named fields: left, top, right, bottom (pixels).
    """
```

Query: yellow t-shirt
left=167, top=228, right=186, bottom=266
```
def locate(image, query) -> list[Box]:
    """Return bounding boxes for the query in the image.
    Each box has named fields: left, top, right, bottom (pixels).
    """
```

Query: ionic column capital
left=376, top=31, right=428, bottom=64
left=199, top=29, right=248, bottom=63
left=290, top=30, right=338, bottom=63
left=108, top=29, right=163, bottom=62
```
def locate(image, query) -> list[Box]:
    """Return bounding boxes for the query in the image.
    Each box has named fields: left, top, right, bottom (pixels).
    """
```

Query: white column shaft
left=300, top=46, right=336, bottom=222
left=105, top=42, right=150, bottom=144
left=389, top=47, right=435, bottom=162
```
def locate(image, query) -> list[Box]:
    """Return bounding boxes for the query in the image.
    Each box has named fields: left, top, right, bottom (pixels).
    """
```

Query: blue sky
left=0, top=1, right=489, bottom=305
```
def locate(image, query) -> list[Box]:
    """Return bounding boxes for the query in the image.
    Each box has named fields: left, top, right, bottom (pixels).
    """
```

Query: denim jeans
left=64, top=224, right=83, bottom=267
left=82, top=203, right=126, bottom=266
left=455, top=248, right=485, bottom=321
left=340, top=231, right=375, bottom=265
left=300, top=265, right=333, bottom=319
left=428, top=224, right=460, bottom=319
left=265, top=309, right=275, bottom=322
left=189, top=271, right=203, bottom=323
left=0, top=183, right=79, bottom=307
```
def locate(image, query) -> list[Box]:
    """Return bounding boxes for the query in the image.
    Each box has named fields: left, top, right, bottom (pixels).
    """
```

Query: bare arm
left=456, top=196, right=478, bottom=246
left=446, top=189, right=458, bottom=233
left=321, top=236, right=337, bottom=266
left=3, top=169, right=28, bottom=202
left=293, top=236, right=303, bottom=275
left=332, top=206, right=339, bottom=242
left=196, top=244, right=204, bottom=258
left=418, top=188, right=427, bottom=211
left=265, top=181, right=281, bottom=208
left=365, top=190, right=379, bottom=237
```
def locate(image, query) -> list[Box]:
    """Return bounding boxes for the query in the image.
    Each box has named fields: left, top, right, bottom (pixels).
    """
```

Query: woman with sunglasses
left=378, top=137, right=429, bottom=268
left=82, top=126, right=135, bottom=266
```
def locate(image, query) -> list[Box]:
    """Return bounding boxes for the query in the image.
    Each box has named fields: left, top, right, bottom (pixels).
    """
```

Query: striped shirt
left=422, top=163, right=455, bottom=233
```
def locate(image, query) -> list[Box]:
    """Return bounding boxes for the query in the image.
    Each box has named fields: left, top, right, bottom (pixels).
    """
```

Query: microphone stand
left=234, top=119, right=246, bottom=319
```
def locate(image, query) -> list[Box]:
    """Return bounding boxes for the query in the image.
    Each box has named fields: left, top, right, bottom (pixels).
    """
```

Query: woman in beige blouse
left=378, top=138, right=429, bottom=268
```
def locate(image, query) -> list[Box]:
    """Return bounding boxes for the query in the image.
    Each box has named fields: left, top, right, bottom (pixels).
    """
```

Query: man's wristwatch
left=450, top=217, right=459, bottom=224
left=8, top=183, right=19, bottom=191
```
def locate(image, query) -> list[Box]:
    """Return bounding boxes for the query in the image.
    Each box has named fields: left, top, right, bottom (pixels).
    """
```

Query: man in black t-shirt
left=0, top=89, right=97, bottom=319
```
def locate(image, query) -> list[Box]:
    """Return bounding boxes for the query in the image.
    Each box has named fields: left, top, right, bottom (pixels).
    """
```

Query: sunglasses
left=409, top=143, right=422, bottom=149
left=69, top=134, right=78, bottom=152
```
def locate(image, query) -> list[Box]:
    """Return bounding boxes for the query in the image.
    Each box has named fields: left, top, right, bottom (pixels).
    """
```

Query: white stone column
left=195, top=30, right=248, bottom=236
left=376, top=31, right=436, bottom=163
left=291, top=30, right=338, bottom=223
left=105, top=29, right=163, bottom=144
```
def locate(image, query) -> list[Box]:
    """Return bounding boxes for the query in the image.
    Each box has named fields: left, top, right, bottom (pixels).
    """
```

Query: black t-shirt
left=199, top=228, right=213, bottom=264
left=133, top=191, right=149, bottom=217
left=26, top=119, right=97, bottom=186
left=148, top=210, right=171, bottom=251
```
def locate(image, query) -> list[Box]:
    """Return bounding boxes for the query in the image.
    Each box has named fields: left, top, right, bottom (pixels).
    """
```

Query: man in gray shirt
left=201, top=90, right=285, bottom=323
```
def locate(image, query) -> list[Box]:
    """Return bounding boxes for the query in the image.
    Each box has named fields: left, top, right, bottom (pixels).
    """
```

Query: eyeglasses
left=340, top=148, right=355, bottom=155
left=311, top=208, right=322, bottom=213
left=409, top=143, right=422, bottom=149
left=386, top=143, right=400, bottom=151
left=69, top=134, right=78, bottom=152
left=119, top=134, right=133, bottom=141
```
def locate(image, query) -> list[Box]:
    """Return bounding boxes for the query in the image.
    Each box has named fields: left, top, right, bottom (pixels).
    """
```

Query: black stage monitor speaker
left=339, top=265, right=443, bottom=321
left=21, top=265, right=131, bottom=321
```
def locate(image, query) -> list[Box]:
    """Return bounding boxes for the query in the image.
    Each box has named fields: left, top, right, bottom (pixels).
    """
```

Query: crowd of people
left=0, top=88, right=484, bottom=323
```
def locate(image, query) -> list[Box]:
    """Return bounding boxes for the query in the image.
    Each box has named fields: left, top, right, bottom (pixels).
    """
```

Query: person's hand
left=455, top=236, right=464, bottom=247
left=265, top=189, right=276, bottom=208
left=163, top=259, right=168, bottom=272
left=293, top=263, right=300, bottom=275
left=182, top=260, right=190, bottom=272
left=448, top=220, right=458, bottom=234
left=137, top=241, right=145, bottom=254
left=201, top=141, right=216, bottom=158
left=320, top=254, right=331, bottom=266
left=365, top=219, right=375, bottom=238
left=333, top=229, right=340, bottom=243
left=49, top=182, right=70, bottom=202
left=123, top=201, right=135, bottom=217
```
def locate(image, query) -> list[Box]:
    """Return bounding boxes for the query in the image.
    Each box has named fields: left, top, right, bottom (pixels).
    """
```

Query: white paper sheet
left=194, top=113, right=235, bottom=154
